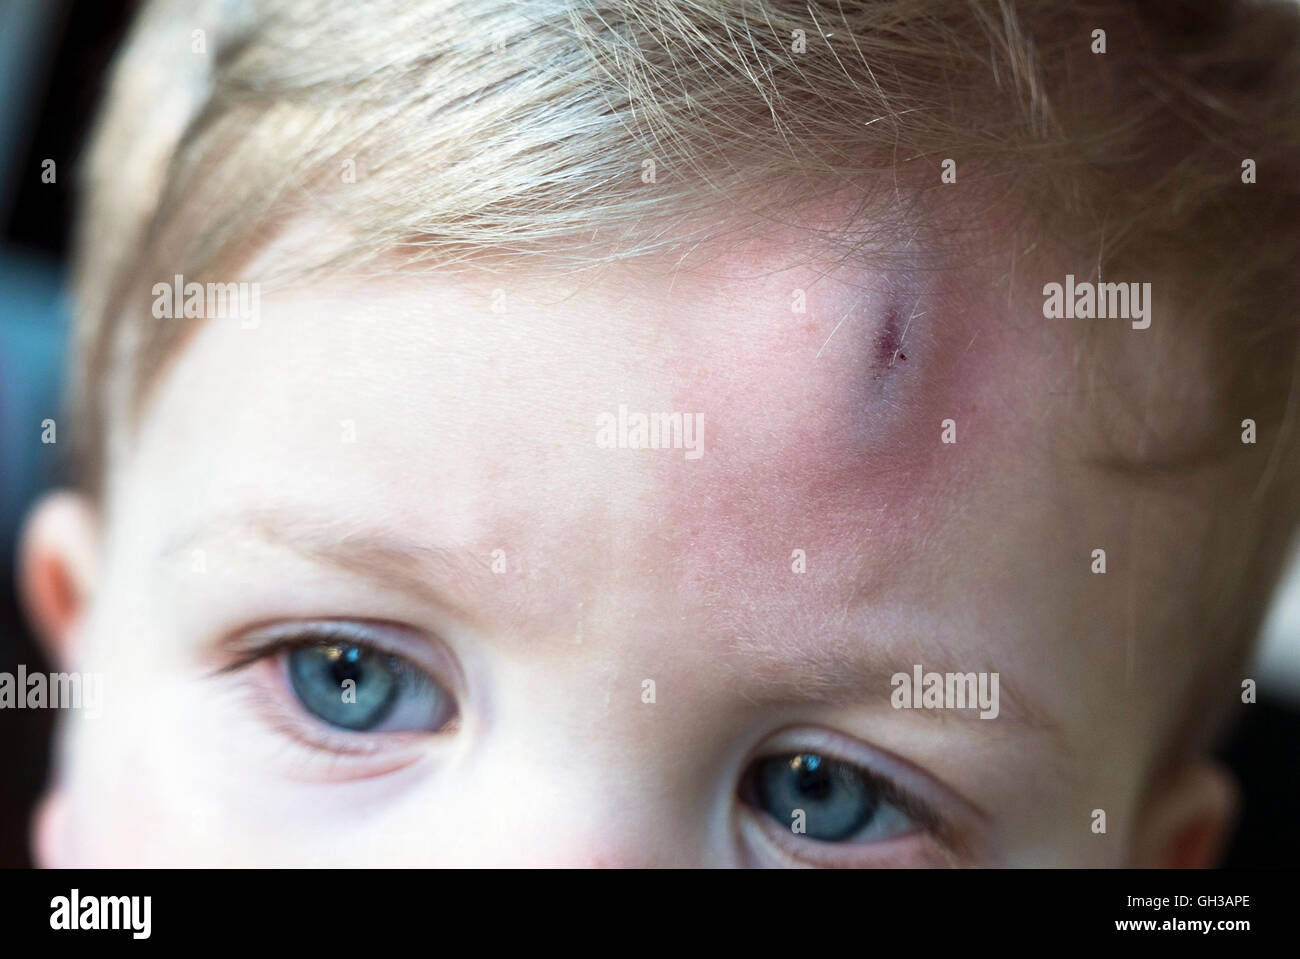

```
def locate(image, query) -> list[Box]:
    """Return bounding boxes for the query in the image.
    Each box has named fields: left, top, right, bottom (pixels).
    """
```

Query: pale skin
left=21, top=225, right=1236, bottom=867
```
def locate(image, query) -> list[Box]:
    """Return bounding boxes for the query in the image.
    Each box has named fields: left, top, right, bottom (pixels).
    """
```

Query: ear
left=17, top=490, right=100, bottom=670
left=1131, top=759, right=1238, bottom=868
left=18, top=490, right=100, bottom=869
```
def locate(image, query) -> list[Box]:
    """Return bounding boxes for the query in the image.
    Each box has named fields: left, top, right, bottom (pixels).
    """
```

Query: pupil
left=330, top=646, right=365, bottom=686
left=288, top=643, right=406, bottom=732
left=748, top=752, right=882, bottom=842
left=794, top=754, right=833, bottom=800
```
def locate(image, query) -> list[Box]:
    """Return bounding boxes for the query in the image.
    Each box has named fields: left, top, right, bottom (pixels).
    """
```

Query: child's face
left=31, top=233, right=1233, bottom=867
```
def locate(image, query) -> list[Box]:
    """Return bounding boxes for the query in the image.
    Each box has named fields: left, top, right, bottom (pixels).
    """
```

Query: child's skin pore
left=22, top=225, right=1236, bottom=867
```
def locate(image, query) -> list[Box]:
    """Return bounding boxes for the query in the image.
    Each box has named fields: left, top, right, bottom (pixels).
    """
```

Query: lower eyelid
left=739, top=805, right=960, bottom=869
left=223, top=655, right=436, bottom=780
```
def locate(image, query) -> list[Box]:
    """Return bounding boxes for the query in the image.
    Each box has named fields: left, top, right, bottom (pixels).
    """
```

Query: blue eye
left=746, top=752, right=914, bottom=843
left=286, top=642, right=455, bottom=733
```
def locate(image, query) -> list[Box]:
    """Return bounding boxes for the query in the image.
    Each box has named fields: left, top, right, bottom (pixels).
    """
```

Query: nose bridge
left=450, top=659, right=711, bottom=867
left=448, top=736, right=673, bottom=867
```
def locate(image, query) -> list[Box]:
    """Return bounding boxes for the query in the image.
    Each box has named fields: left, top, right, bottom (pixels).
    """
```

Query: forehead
left=121, top=241, right=1016, bottom=592
left=106, top=236, right=1139, bottom=746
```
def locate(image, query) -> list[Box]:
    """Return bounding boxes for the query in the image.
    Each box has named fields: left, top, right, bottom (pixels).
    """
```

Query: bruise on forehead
left=630, top=231, right=993, bottom=611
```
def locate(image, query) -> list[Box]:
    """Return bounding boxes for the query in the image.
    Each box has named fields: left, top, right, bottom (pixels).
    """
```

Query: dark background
left=0, top=0, right=1296, bottom=868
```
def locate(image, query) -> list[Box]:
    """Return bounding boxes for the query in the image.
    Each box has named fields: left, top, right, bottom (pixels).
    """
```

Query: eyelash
left=738, top=727, right=967, bottom=862
left=214, top=621, right=456, bottom=765
left=746, top=751, right=941, bottom=837
left=218, top=620, right=420, bottom=672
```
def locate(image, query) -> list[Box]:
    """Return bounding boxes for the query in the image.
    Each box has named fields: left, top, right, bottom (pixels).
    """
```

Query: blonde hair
left=72, top=0, right=1300, bottom=756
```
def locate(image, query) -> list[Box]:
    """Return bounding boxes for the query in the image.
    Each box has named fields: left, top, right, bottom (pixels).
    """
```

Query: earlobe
left=1131, top=760, right=1239, bottom=868
left=17, top=489, right=100, bottom=671
left=31, top=787, right=68, bottom=868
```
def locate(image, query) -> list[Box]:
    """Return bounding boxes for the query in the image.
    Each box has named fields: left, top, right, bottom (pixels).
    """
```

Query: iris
left=750, top=753, right=880, bottom=841
left=287, top=643, right=402, bottom=731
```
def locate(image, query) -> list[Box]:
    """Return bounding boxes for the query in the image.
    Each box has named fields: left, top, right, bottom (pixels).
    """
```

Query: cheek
left=60, top=720, right=180, bottom=866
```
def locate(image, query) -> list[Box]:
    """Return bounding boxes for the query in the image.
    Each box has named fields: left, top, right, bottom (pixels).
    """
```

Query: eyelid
left=212, top=619, right=464, bottom=779
left=213, top=617, right=466, bottom=699
left=222, top=657, right=444, bottom=782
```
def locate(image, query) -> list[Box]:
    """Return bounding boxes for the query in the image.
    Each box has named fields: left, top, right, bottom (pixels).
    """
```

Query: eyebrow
left=164, top=507, right=506, bottom=627
left=711, top=597, right=1067, bottom=741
